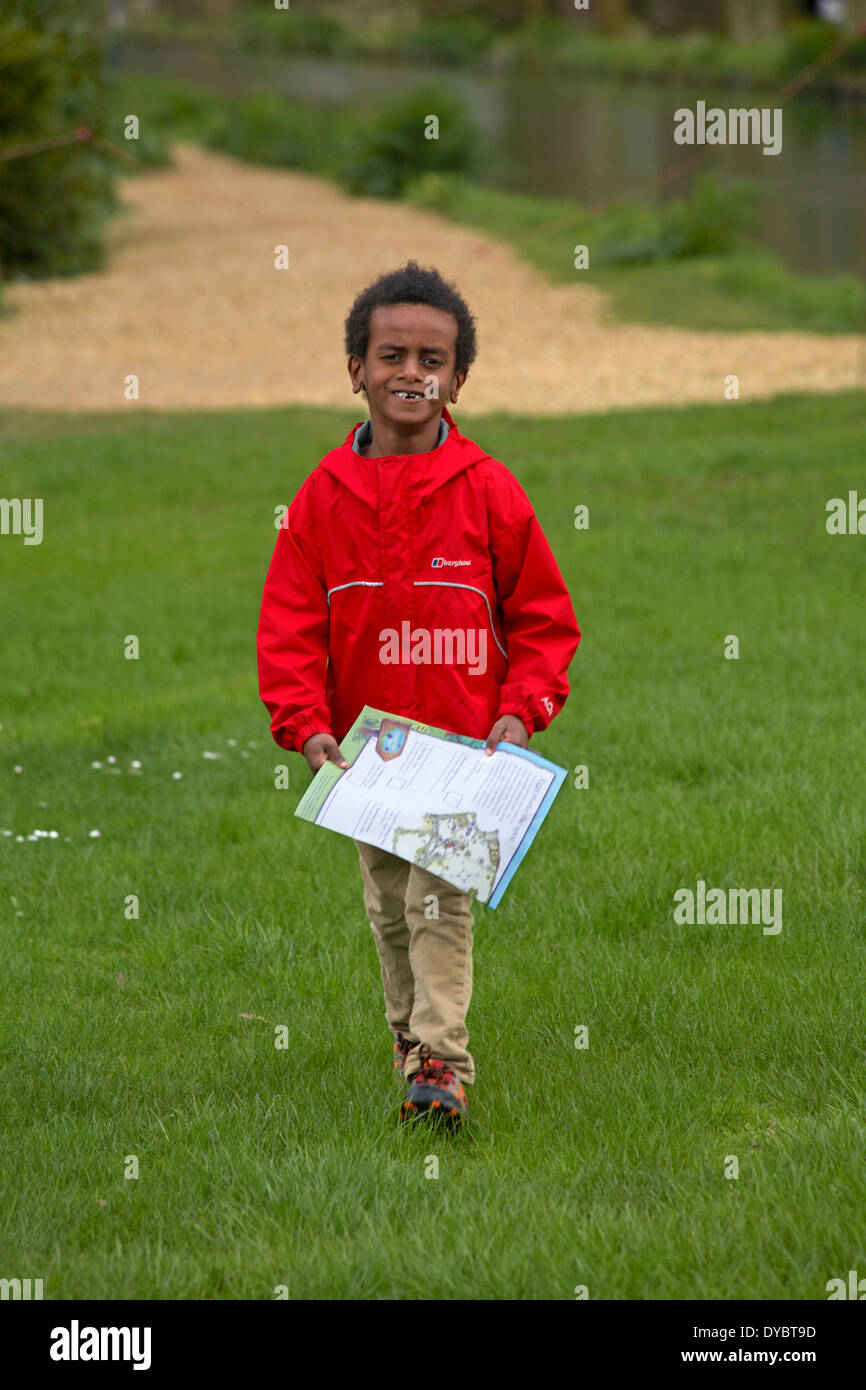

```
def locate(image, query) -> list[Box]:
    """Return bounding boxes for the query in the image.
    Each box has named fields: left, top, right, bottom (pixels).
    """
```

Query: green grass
left=591, top=253, right=866, bottom=334
left=1, top=394, right=865, bottom=1299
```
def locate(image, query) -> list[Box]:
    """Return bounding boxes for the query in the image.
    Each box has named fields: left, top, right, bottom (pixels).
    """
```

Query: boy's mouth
left=391, top=390, right=424, bottom=402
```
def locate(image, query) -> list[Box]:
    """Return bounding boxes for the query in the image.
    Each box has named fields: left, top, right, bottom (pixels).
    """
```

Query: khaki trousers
left=355, top=840, right=475, bottom=1085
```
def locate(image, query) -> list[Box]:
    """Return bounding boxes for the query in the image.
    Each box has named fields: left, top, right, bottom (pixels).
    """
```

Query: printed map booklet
left=294, top=706, right=567, bottom=908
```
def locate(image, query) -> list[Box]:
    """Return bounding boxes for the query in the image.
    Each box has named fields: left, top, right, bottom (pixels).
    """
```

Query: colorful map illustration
left=393, top=812, right=501, bottom=900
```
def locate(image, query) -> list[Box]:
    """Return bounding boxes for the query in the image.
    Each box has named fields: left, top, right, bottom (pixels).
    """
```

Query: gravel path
left=0, top=143, right=861, bottom=415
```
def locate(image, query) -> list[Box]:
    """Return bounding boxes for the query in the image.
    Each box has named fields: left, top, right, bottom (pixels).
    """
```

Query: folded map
left=294, top=706, right=567, bottom=908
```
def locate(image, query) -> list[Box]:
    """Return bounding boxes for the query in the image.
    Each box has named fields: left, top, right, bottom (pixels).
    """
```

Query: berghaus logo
left=431, top=557, right=471, bottom=567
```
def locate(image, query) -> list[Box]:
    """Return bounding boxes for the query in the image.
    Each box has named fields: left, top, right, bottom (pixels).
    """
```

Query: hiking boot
left=392, top=1031, right=415, bottom=1076
left=400, top=1043, right=467, bottom=1127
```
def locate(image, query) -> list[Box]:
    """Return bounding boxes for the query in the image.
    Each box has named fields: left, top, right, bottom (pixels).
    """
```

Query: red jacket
left=257, top=407, right=581, bottom=754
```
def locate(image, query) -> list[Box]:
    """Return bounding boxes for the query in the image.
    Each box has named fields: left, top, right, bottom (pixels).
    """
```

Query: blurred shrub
left=337, top=85, right=485, bottom=198
left=508, top=17, right=784, bottom=84
left=710, top=249, right=865, bottom=332
left=657, top=174, right=760, bottom=258
left=237, top=8, right=351, bottom=56
left=403, top=16, right=494, bottom=66
left=783, top=20, right=866, bottom=76
left=407, top=170, right=760, bottom=266
left=555, top=174, right=758, bottom=265
left=404, top=168, right=578, bottom=233
left=105, top=76, right=223, bottom=168
left=0, top=7, right=117, bottom=280
left=205, top=91, right=359, bottom=175
left=403, top=170, right=466, bottom=216
left=399, top=0, right=527, bottom=30
left=107, top=76, right=487, bottom=200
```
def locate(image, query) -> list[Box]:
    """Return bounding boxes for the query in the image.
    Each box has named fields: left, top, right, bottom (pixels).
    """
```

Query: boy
left=257, top=260, right=580, bottom=1128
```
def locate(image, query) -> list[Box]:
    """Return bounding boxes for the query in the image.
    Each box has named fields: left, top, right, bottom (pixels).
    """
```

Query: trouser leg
left=355, top=840, right=416, bottom=1038
left=402, top=863, right=475, bottom=1086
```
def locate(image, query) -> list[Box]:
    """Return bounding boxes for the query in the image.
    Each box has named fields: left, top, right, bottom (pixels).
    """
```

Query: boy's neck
left=361, top=412, right=445, bottom=460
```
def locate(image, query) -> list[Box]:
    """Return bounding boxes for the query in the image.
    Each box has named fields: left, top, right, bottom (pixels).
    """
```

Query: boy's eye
left=380, top=353, right=443, bottom=365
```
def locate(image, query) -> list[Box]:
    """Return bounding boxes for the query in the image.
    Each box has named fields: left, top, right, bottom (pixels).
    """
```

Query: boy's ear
left=347, top=355, right=366, bottom=396
left=449, top=369, right=467, bottom=404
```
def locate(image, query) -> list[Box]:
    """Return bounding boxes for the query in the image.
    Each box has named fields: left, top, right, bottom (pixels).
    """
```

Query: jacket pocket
left=411, top=578, right=507, bottom=678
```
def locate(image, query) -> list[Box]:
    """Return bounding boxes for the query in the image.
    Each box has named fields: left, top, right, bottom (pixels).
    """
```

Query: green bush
left=404, top=16, right=494, bottom=66
left=406, top=170, right=759, bottom=268
left=506, top=17, right=788, bottom=87
left=205, top=92, right=359, bottom=177
left=106, top=76, right=488, bottom=200
left=584, top=201, right=683, bottom=266
left=783, top=20, right=866, bottom=77
left=710, top=249, right=866, bottom=331
left=659, top=174, right=760, bottom=259
left=337, top=85, right=486, bottom=199
left=104, top=76, right=223, bottom=169
left=555, top=175, right=758, bottom=266
left=238, top=8, right=351, bottom=57
left=535, top=173, right=757, bottom=267
left=0, top=12, right=117, bottom=280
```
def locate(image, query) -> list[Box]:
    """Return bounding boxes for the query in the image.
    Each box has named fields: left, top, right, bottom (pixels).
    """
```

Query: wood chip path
left=0, top=143, right=860, bottom=415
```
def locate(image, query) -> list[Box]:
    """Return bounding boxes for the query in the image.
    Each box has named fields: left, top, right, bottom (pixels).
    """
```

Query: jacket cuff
left=293, top=715, right=336, bottom=755
left=495, top=700, right=536, bottom=739
left=270, top=713, right=335, bottom=755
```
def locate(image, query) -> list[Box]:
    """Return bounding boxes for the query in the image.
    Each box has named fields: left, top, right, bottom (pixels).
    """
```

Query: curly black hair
left=344, top=260, right=478, bottom=379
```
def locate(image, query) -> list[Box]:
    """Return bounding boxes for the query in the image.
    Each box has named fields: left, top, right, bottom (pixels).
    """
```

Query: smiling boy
left=257, top=260, right=580, bottom=1127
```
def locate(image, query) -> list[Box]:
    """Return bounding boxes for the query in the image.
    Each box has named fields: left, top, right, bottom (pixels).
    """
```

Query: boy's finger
left=485, top=722, right=504, bottom=756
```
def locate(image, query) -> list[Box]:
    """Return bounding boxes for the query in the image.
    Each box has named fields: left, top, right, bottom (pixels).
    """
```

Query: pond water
left=123, top=43, right=866, bottom=280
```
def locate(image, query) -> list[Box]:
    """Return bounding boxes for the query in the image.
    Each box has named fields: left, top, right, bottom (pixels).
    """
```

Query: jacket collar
left=352, top=414, right=449, bottom=455
left=318, top=406, right=488, bottom=502
left=343, top=404, right=457, bottom=453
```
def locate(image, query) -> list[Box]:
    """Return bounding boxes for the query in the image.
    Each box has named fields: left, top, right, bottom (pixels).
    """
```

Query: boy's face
left=348, top=302, right=466, bottom=431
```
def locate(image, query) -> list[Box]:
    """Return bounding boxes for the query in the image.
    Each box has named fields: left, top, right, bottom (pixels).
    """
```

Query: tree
left=0, top=2, right=117, bottom=279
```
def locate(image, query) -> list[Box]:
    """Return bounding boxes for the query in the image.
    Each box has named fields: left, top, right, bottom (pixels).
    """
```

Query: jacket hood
left=317, top=406, right=490, bottom=502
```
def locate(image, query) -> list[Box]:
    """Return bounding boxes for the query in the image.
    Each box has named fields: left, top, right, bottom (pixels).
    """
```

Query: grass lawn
left=1, top=393, right=865, bottom=1299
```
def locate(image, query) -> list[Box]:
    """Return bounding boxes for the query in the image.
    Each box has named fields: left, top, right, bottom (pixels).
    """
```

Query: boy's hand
left=485, top=715, right=529, bottom=756
left=303, top=732, right=348, bottom=774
